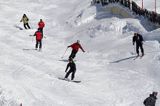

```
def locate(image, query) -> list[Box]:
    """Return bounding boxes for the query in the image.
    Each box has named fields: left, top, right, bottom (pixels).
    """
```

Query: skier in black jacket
left=143, top=92, right=158, bottom=106
left=64, top=58, right=76, bottom=80
left=133, top=33, right=144, bottom=56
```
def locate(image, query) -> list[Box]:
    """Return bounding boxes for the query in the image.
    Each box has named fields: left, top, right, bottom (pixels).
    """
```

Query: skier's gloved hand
left=65, top=70, right=67, bottom=72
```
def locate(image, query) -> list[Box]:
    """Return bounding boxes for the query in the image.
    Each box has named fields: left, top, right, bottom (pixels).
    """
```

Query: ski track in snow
left=0, top=0, right=159, bottom=106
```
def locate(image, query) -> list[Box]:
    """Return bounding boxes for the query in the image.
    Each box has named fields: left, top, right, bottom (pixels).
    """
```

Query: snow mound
left=144, top=28, right=160, bottom=42
left=0, top=87, right=20, bottom=106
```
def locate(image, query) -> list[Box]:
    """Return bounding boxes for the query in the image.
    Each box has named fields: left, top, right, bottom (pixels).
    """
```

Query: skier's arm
left=26, top=17, right=29, bottom=21
left=141, top=35, right=144, bottom=42
left=143, top=98, right=147, bottom=105
left=132, top=36, right=135, bottom=45
left=33, top=32, right=36, bottom=36
left=20, top=18, right=23, bottom=22
left=79, top=44, right=85, bottom=52
left=67, top=44, right=73, bottom=48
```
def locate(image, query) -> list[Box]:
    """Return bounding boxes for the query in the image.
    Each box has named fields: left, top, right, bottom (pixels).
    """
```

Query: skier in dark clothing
left=68, top=40, right=85, bottom=59
left=133, top=33, right=144, bottom=56
left=33, top=29, right=43, bottom=51
left=64, top=58, right=76, bottom=80
left=20, top=14, right=31, bottom=29
left=143, top=92, right=158, bottom=106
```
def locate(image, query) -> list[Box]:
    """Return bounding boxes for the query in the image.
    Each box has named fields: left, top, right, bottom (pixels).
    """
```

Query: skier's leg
left=40, top=28, right=43, bottom=35
left=26, top=23, right=31, bottom=29
left=69, top=50, right=74, bottom=59
left=71, top=70, right=76, bottom=80
left=39, top=40, right=42, bottom=50
left=35, top=40, right=38, bottom=49
left=140, top=44, right=144, bottom=55
left=136, top=44, right=139, bottom=56
left=24, top=24, right=27, bottom=29
left=72, top=51, right=77, bottom=59
left=65, top=70, right=72, bottom=79
left=72, top=50, right=78, bottom=59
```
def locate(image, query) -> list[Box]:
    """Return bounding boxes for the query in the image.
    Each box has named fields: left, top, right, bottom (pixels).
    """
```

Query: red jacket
left=35, top=31, right=42, bottom=40
left=69, top=43, right=85, bottom=52
left=38, top=21, right=45, bottom=28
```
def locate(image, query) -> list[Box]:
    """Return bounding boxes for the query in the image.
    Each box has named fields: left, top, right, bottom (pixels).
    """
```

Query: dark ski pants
left=65, top=69, right=76, bottom=80
left=24, top=23, right=30, bottom=29
left=35, top=40, right=42, bottom=49
left=38, top=28, right=44, bottom=36
left=69, top=50, right=78, bottom=59
left=136, top=44, right=144, bottom=55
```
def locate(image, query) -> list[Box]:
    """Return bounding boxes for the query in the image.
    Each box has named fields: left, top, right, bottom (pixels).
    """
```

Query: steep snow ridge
left=67, top=1, right=96, bottom=27
left=144, top=28, right=160, bottom=42
left=122, top=19, right=147, bottom=34
left=66, top=17, right=147, bottom=44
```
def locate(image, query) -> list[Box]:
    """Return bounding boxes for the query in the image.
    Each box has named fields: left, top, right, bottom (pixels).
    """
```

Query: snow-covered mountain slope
left=0, top=0, right=160, bottom=106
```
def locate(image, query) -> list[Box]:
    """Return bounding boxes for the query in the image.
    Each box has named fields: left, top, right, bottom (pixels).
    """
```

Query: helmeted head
left=37, top=28, right=41, bottom=31
left=134, top=33, right=137, bottom=36
left=23, top=14, right=26, bottom=17
left=40, top=19, right=43, bottom=22
left=77, top=40, right=80, bottom=43
left=152, top=91, right=158, bottom=96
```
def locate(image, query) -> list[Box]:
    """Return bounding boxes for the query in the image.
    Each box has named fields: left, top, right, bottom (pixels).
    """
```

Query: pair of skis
left=58, top=77, right=81, bottom=83
left=133, top=55, right=144, bottom=60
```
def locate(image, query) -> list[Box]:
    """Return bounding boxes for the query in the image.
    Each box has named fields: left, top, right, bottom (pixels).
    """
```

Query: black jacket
left=143, top=94, right=157, bottom=106
left=65, top=62, right=76, bottom=71
left=133, top=33, right=144, bottom=45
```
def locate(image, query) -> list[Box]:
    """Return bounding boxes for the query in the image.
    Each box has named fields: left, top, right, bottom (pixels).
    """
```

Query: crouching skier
left=64, top=58, right=76, bottom=80
left=34, top=29, right=43, bottom=51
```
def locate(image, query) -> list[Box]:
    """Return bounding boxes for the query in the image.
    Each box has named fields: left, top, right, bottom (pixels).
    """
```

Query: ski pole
left=29, top=35, right=34, bottom=42
left=61, top=48, right=68, bottom=59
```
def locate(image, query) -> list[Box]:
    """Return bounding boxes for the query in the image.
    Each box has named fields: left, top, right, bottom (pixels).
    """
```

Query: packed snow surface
left=0, top=0, right=160, bottom=106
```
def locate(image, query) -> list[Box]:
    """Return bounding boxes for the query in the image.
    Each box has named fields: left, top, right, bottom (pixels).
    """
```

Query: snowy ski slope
left=0, top=0, right=160, bottom=106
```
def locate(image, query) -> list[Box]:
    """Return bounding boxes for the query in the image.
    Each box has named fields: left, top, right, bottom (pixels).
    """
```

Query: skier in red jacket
left=38, top=19, right=45, bottom=36
left=34, top=29, right=43, bottom=51
left=68, top=40, right=85, bottom=59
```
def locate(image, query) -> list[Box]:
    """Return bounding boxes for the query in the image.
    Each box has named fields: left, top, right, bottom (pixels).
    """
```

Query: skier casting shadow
left=133, top=33, right=144, bottom=56
left=20, top=14, right=31, bottom=29
left=64, top=58, right=76, bottom=80
left=33, top=29, right=43, bottom=51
